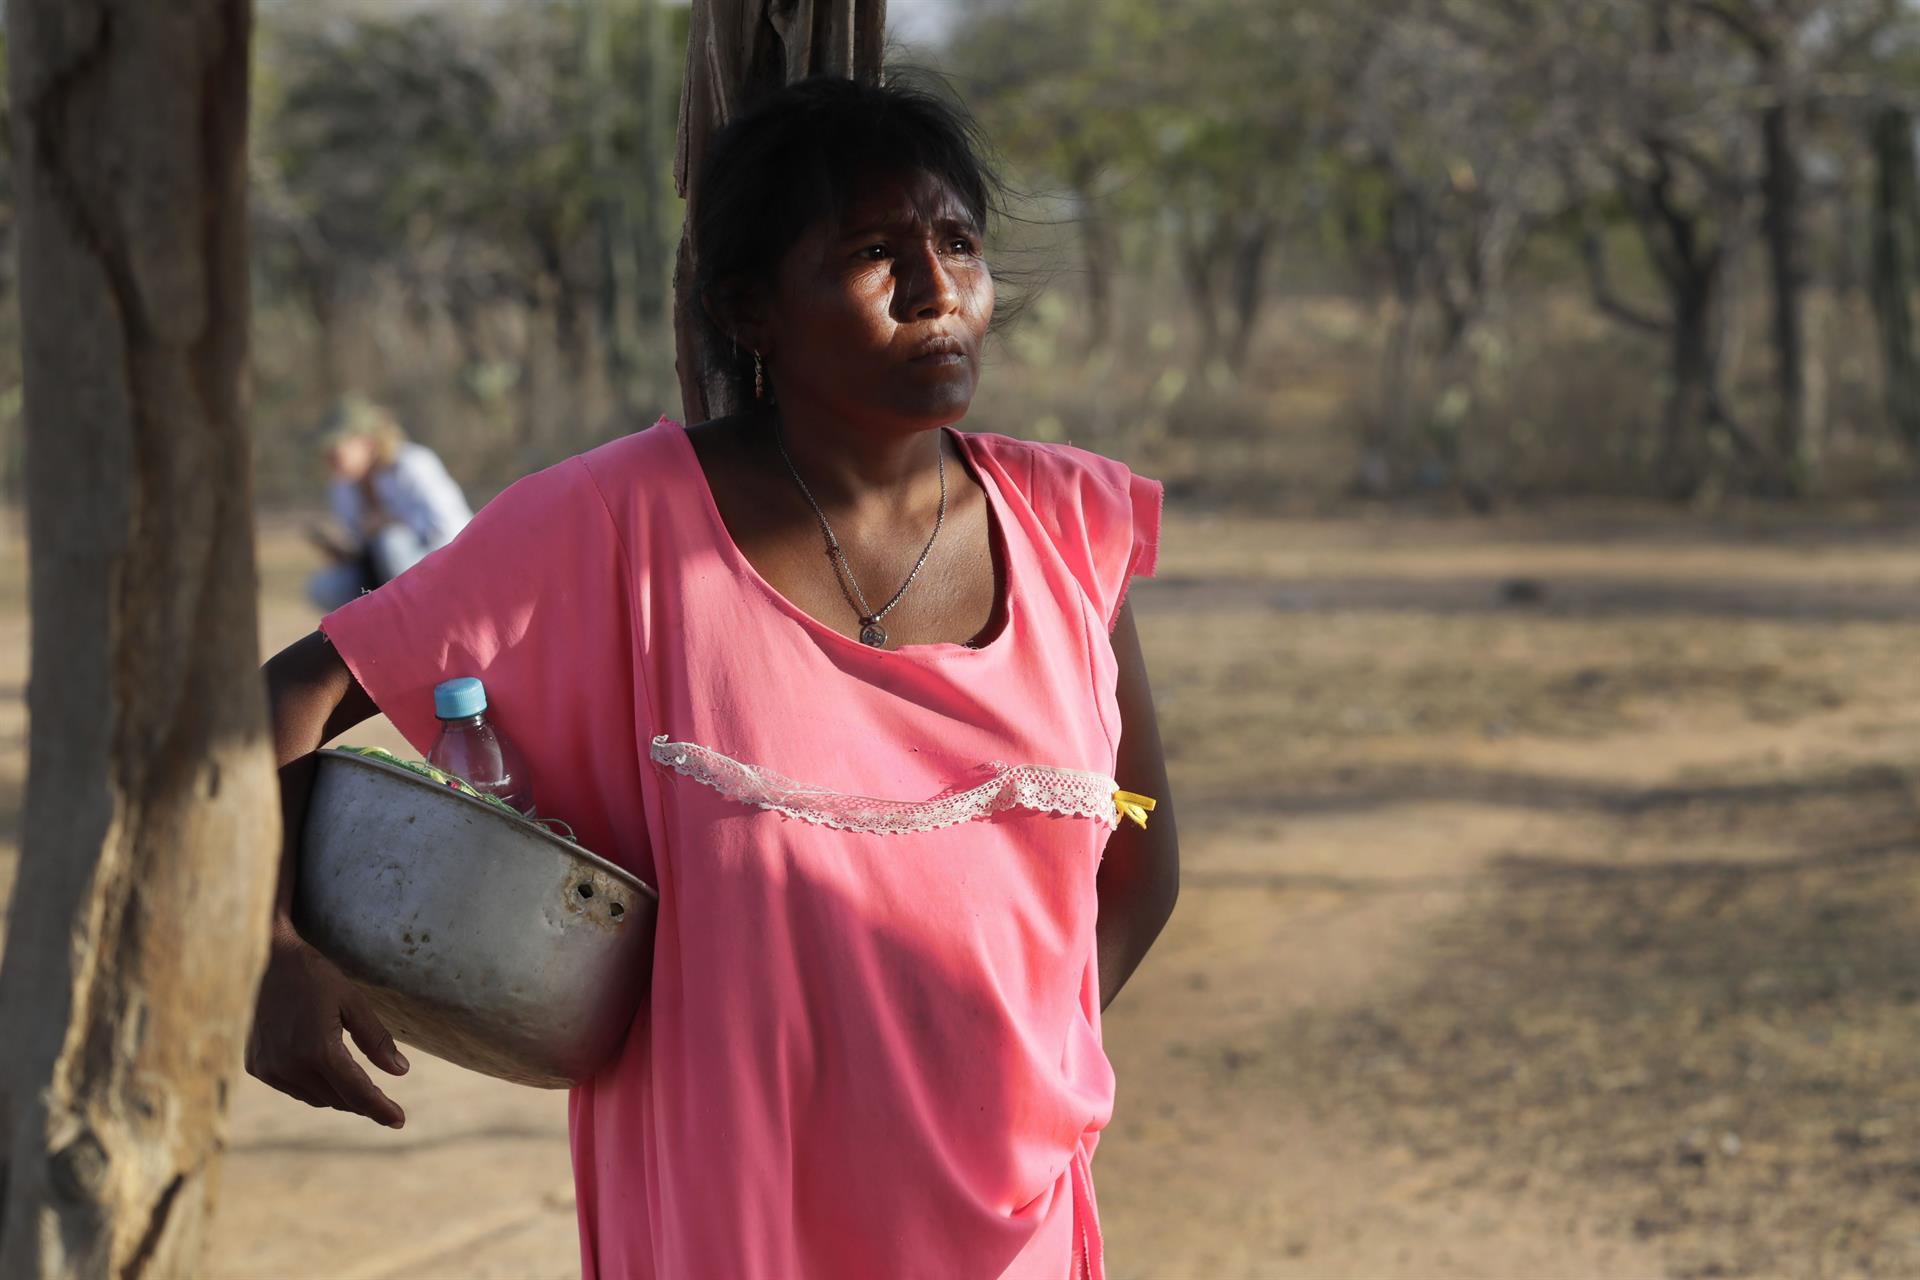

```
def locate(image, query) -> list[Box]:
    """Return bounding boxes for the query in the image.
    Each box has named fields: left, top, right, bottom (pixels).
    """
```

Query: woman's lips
left=906, top=333, right=968, bottom=365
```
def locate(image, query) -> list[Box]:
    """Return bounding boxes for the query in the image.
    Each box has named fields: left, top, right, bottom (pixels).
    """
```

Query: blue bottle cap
left=434, top=676, right=488, bottom=720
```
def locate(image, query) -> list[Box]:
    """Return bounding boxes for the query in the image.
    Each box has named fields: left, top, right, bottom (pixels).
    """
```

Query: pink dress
left=321, top=418, right=1162, bottom=1279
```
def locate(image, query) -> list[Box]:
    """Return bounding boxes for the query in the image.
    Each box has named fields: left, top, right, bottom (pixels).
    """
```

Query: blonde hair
left=318, top=397, right=407, bottom=468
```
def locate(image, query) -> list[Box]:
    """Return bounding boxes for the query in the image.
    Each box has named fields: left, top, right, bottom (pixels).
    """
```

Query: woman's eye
left=948, top=238, right=978, bottom=256
left=857, top=245, right=889, bottom=261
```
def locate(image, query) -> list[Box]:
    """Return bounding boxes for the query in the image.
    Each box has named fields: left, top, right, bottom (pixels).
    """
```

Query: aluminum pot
left=295, top=748, right=657, bottom=1088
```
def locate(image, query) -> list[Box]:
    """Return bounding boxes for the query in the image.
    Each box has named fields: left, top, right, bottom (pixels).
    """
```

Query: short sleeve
left=319, top=455, right=630, bottom=761
left=1008, top=441, right=1163, bottom=632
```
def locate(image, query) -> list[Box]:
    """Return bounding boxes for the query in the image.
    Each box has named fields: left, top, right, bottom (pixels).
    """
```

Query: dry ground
left=6, top=503, right=1920, bottom=1277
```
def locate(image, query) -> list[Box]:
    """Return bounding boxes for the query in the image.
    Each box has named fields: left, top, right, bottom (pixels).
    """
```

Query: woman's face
left=327, top=435, right=377, bottom=482
left=757, top=169, right=993, bottom=434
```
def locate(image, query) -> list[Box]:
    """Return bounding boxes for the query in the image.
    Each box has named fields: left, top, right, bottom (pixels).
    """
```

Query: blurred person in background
left=305, top=397, right=473, bottom=610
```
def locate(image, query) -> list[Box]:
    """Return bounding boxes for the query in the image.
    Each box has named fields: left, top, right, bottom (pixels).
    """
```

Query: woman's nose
left=896, top=243, right=960, bottom=320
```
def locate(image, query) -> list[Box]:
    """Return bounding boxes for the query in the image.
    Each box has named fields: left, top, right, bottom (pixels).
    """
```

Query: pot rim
left=316, top=746, right=659, bottom=902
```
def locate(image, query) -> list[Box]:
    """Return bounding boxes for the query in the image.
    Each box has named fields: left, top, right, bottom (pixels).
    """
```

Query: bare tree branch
left=1581, top=224, right=1672, bottom=334
left=1684, top=0, right=1773, bottom=54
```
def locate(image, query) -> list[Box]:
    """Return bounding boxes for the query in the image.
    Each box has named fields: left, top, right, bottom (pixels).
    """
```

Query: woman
left=304, top=397, right=473, bottom=610
left=249, top=76, right=1179, bottom=1280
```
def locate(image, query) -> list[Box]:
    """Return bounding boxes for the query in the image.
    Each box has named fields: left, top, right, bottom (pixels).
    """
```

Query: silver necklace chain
left=774, top=426, right=946, bottom=648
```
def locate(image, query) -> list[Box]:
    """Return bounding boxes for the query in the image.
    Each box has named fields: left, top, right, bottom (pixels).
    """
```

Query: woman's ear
left=704, top=280, right=770, bottom=356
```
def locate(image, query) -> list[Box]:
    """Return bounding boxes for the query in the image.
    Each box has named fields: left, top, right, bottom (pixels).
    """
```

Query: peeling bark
left=671, top=0, right=887, bottom=424
left=0, top=1, right=279, bottom=1276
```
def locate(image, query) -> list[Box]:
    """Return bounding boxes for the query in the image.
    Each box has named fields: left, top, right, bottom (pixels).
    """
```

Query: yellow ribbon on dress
left=1113, top=790, right=1157, bottom=829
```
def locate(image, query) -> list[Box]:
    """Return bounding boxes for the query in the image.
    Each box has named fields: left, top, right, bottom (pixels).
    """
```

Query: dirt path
left=9, top=505, right=1920, bottom=1277
left=1095, top=510, right=1920, bottom=1279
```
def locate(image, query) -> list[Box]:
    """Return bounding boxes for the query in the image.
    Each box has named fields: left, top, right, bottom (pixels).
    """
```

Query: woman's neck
left=760, top=402, right=950, bottom=515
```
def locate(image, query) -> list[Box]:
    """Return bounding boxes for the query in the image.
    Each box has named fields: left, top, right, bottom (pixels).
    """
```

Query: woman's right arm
left=247, top=631, right=413, bottom=1129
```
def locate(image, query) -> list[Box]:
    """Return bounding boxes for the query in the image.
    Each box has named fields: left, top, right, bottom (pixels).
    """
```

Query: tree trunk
left=1871, top=108, right=1920, bottom=451
left=633, top=0, right=673, bottom=336
left=1224, top=216, right=1274, bottom=375
left=584, top=0, right=640, bottom=421
left=1361, top=188, right=1427, bottom=494
left=1761, top=88, right=1809, bottom=487
left=1663, top=277, right=1755, bottom=500
left=1068, top=159, right=1113, bottom=354
left=1175, top=221, right=1222, bottom=373
left=555, top=278, right=589, bottom=396
left=1662, top=303, right=1716, bottom=499
left=531, top=228, right=587, bottom=401
left=671, top=0, right=887, bottom=424
left=518, top=283, right=552, bottom=455
left=0, top=2, right=280, bottom=1277
left=297, top=254, right=344, bottom=404
left=446, top=283, right=492, bottom=408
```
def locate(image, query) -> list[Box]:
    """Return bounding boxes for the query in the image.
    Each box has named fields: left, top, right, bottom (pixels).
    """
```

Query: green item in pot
left=334, top=745, right=583, bottom=846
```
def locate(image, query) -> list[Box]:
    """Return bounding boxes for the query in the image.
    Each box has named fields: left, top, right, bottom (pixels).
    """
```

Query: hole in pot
left=576, top=883, right=594, bottom=900
left=610, top=902, right=625, bottom=919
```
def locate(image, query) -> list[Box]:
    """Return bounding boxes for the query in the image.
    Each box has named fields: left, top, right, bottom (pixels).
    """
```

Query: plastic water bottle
left=425, top=677, right=536, bottom=816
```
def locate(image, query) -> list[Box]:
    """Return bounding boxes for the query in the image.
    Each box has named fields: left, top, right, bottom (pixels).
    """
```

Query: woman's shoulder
left=494, top=416, right=681, bottom=534
left=437, top=419, right=680, bottom=545
left=961, top=430, right=1158, bottom=549
left=960, top=428, right=1142, bottom=501
left=574, top=416, right=683, bottom=491
left=962, top=429, right=1162, bottom=625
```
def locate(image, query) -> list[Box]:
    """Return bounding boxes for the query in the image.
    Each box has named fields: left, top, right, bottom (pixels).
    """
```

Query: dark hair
left=691, top=73, right=1006, bottom=344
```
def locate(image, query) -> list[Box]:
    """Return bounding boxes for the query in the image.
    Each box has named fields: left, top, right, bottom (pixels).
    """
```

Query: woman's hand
left=305, top=521, right=359, bottom=564
left=246, top=920, right=411, bottom=1129
left=255, top=635, right=396, bottom=1123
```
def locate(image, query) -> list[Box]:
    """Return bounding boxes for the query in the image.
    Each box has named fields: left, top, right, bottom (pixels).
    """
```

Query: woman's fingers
left=320, top=1039, right=407, bottom=1129
left=246, top=934, right=409, bottom=1129
left=277, top=1061, right=402, bottom=1131
left=263, top=1065, right=352, bottom=1116
left=341, top=995, right=410, bottom=1078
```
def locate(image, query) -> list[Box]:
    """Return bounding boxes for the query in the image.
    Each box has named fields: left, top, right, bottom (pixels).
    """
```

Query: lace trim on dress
left=650, top=735, right=1121, bottom=834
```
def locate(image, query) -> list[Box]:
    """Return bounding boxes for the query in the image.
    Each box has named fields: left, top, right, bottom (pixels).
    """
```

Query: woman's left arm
left=1096, top=598, right=1179, bottom=1010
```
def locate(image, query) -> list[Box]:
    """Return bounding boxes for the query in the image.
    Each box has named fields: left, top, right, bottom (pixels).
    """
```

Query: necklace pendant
left=859, top=621, right=889, bottom=648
